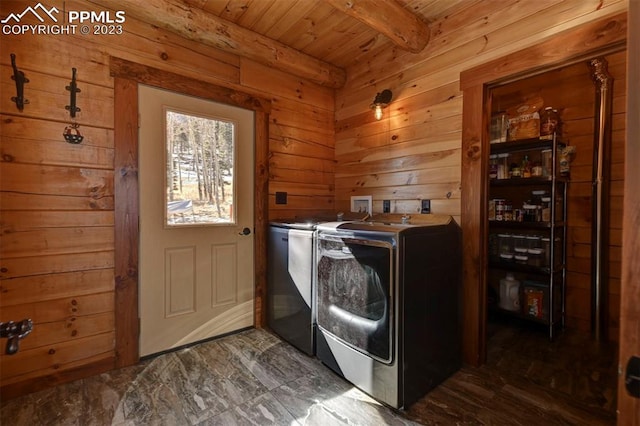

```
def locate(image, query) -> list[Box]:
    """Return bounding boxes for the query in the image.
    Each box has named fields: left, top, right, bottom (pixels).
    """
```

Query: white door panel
left=138, top=85, right=254, bottom=357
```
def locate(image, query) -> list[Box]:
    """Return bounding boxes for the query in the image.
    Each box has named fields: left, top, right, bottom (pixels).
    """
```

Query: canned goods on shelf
left=494, top=199, right=506, bottom=221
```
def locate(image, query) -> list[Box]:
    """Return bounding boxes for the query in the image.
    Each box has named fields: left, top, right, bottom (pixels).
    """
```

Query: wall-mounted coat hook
left=65, top=67, right=81, bottom=118
left=10, top=53, right=29, bottom=111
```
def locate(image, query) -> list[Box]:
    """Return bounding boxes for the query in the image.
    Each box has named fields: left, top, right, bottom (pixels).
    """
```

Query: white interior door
left=138, top=85, right=254, bottom=357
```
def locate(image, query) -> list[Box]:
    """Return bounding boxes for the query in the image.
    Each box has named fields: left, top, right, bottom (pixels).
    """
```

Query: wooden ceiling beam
left=89, top=0, right=347, bottom=88
left=322, top=0, right=430, bottom=53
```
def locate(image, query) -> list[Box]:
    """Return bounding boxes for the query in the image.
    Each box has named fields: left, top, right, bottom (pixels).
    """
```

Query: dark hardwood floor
left=406, top=316, right=618, bottom=425
left=1, top=319, right=618, bottom=425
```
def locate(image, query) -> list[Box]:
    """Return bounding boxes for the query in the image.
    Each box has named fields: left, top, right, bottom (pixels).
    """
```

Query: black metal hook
left=65, top=67, right=81, bottom=118
left=10, top=53, right=29, bottom=111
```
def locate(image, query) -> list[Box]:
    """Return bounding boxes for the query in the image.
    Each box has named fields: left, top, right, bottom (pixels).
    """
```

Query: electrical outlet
left=421, top=199, right=431, bottom=214
left=383, top=200, right=391, bottom=213
left=275, top=191, right=287, bottom=205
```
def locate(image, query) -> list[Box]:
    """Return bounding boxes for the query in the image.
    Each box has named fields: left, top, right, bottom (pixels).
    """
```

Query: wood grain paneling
left=0, top=0, right=328, bottom=399
left=618, top=1, right=640, bottom=422
left=489, top=51, right=626, bottom=340
left=90, top=0, right=346, bottom=88
left=335, top=4, right=628, bottom=368
left=457, top=13, right=626, bottom=367
left=0, top=332, right=115, bottom=381
left=335, top=2, right=627, bottom=220
left=0, top=0, right=631, bottom=407
left=254, top=110, right=269, bottom=327
left=15, top=312, right=115, bottom=352
left=112, top=76, right=139, bottom=369
left=0, top=270, right=114, bottom=307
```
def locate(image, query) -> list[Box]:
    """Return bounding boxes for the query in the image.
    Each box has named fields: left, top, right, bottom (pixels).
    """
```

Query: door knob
left=239, top=227, right=251, bottom=236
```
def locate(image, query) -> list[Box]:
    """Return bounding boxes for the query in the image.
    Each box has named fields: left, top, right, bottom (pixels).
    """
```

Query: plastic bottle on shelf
left=499, top=273, right=521, bottom=312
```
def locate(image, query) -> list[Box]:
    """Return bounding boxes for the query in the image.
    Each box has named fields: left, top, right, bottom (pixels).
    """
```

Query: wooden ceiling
left=91, top=0, right=469, bottom=88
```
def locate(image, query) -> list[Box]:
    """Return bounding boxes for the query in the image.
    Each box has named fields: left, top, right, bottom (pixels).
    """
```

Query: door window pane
left=165, top=110, right=235, bottom=226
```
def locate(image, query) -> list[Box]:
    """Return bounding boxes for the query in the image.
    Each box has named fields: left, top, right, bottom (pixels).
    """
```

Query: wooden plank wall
left=489, top=51, right=626, bottom=339
left=0, top=0, right=333, bottom=398
left=562, top=53, right=626, bottom=340
left=335, top=0, right=626, bottom=223
left=335, top=1, right=626, bottom=335
left=0, top=0, right=628, bottom=399
left=618, top=1, right=640, bottom=422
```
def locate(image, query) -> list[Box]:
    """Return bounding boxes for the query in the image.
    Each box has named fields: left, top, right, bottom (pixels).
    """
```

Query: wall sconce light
left=370, top=89, right=392, bottom=120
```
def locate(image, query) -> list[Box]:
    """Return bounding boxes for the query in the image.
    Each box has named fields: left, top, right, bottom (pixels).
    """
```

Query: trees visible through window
left=165, top=110, right=235, bottom=226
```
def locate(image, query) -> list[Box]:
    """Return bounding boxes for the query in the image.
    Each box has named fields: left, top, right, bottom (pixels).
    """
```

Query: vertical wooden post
left=460, top=83, right=487, bottom=366
left=617, top=1, right=640, bottom=422
left=113, top=77, right=140, bottom=367
left=254, top=111, right=270, bottom=328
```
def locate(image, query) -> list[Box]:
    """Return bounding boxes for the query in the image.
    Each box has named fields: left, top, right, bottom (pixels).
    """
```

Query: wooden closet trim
left=459, top=13, right=627, bottom=367
left=111, top=58, right=271, bottom=367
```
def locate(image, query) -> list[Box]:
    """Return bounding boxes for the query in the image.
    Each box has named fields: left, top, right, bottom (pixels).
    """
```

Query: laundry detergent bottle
left=499, top=273, right=520, bottom=312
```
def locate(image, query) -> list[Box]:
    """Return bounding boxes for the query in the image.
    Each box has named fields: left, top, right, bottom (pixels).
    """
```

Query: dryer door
left=316, top=233, right=394, bottom=363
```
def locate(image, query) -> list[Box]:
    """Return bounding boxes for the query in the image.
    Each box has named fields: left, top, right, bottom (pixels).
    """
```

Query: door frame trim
left=111, top=57, right=271, bottom=367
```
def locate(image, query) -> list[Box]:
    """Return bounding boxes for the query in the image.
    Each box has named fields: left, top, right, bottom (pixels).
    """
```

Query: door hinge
left=625, top=355, right=640, bottom=398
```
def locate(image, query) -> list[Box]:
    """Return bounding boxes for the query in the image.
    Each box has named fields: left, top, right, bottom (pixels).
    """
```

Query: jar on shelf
left=498, top=233, right=512, bottom=254
left=522, top=202, right=538, bottom=222
left=489, top=155, right=498, bottom=179
left=531, top=161, right=543, bottom=177
left=526, top=235, right=542, bottom=250
left=488, top=199, right=496, bottom=221
left=531, top=190, right=548, bottom=221
left=528, top=248, right=544, bottom=267
left=498, top=233, right=514, bottom=262
left=512, top=234, right=528, bottom=254
left=490, top=111, right=509, bottom=144
left=540, top=106, right=560, bottom=140
left=497, top=153, right=510, bottom=179
left=494, top=199, right=506, bottom=221
left=541, top=196, right=551, bottom=222
left=514, top=208, right=524, bottom=222
left=504, top=202, right=513, bottom=221
left=531, top=189, right=549, bottom=200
